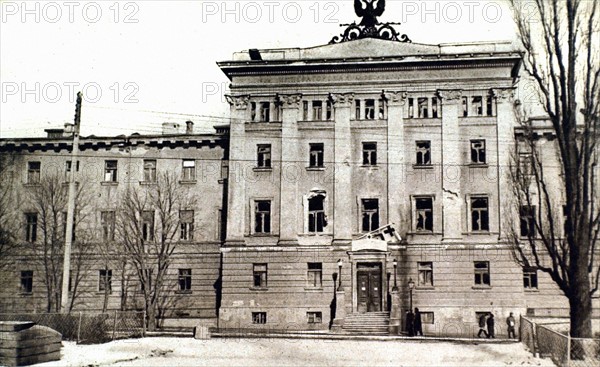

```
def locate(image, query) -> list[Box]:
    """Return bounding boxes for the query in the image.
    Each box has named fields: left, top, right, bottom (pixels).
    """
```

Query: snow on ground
left=33, top=337, right=556, bottom=367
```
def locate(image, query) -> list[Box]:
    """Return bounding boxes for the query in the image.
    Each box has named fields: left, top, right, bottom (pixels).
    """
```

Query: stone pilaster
left=224, top=95, right=249, bottom=246
left=330, top=93, right=354, bottom=245
left=277, top=93, right=302, bottom=246
left=437, top=90, right=463, bottom=242
left=389, top=289, right=401, bottom=335
left=331, top=290, right=346, bottom=332
left=492, top=88, right=516, bottom=240
left=384, top=91, right=408, bottom=235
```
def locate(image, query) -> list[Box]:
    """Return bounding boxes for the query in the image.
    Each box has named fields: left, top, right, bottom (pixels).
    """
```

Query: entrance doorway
left=356, top=263, right=382, bottom=313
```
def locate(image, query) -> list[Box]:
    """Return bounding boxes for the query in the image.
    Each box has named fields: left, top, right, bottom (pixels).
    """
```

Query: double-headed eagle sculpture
left=354, top=0, right=386, bottom=27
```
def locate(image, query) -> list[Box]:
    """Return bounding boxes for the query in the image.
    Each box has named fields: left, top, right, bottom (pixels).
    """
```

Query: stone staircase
left=342, top=312, right=390, bottom=335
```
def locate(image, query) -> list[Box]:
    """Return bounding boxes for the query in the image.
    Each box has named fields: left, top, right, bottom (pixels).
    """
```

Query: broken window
left=260, top=102, right=270, bottom=122
left=257, top=144, right=272, bottom=168
left=519, top=153, right=533, bottom=176
left=408, top=98, right=414, bottom=118
left=253, top=264, right=267, bottom=288
left=178, top=268, right=192, bottom=291
left=312, top=101, right=322, bottom=121
left=362, top=142, right=377, bottom=166
left=474, top=261, right=490, bottom=286
left=365, top=99, right=375, bottom=120
left=471, top=96, right=483, bottom=116
left=470, top=140, right=486, bottom=164
left=27, top=161, right=41, bottom=184
left=101, top=211, right=115, bottom=241
left=418, top=262, right=433, bottom=286
left=143, top=160, right=157, bottom=182
left=432, top=98, right=439, bottom=118
left=20, top=270, right=33, bottom=293
left=182, top=159, right=196, bottom=181
left=378, top=98, right=385, bottom=119
left=65, top=160, right=80, bottom=181
left=471, top=197, right=489, bottom=231
left=250, top=102, right=257, bottom=122
left=309, top=143, right=324, bottom=168
left=418, top=98, right=428, bottom=118
left=252, top=312, right=267, bottom=324
left=104, top=160, right=117, bottom=182
left=415, top=197, right=433, bottom=231
left=308, top=194, right=326, bottom=233
left=326, top=100, right=333, bottom=120
left=180, top=210, right=194, bottom=241
left=141, top=210, right=154, bottom=241
left=254, top=200, right=271, bottom=234
left=416, top=141, right=431, bottom=166
left=361, top=199, right=379, bottom=232
left=519, top=205, right=536, bottom=238
left=99, top=269, right=112, bottom=292
left=486, top=96, right=494, bottom=116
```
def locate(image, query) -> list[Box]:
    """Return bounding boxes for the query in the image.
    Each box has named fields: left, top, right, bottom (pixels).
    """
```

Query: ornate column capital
left=382, top=91, right=408, bottom=106
left=276, top=93, right=303, bottom=109
left=491, top=88, right=516, bottom=103
left=328, top=92, right=355, bottom=108
left=436, top=89, right=463, bottom=102
left=225, top=95, right=250, bottom=110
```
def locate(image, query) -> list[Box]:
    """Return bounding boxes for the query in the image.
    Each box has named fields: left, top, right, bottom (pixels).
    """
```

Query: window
left=178, top=269, right=192, bottom=291
left=61, top=211, right=76, bottom=241
left=415, top=198, right=433, bottom=231
left=20, top=270, right=33, bottom=293
left=308, top=194, right=326, bottom=233
left=180, top=210, right=194, bottom=241
left=408, top=98, right=414, bottom=118
left=143, top=160, right=157, bottom=182
left=312, top=101, right=322, bottom=120
left=104, top=160, right=117, bottom=182
left=253, top=264, right=267, bottom=288
left=254, top=201, right=271, bottom=234
left=307, top=263, right=322, bottom=288
left=252, top=312, right=267, bottom=324
left=25, top=213, right=37, bottom=242
left=462, top=97, right=468, bottom=117
left=432, top=98, right=439, bottom=118
left=519, top=153, right=533, bottom=176
left=418, top=262, right=433, bottom=286
left=365, top=99, right=375, bottom=120
left=378, top=98, right=385, bottom=119
left=101, top=211, right=115, bottom=241
left=303, top=101, right=309, bottom=121
left=65, top=160, right=79, bottom=180
left=354, top=99, right=361, bottom=120
left=562, top=205, right=568, bottom=236
left=416, top=141, right=431, bottom=166
left=182, top=159, right=196, bottom=181
left=520, top=205, right=536, bottom=238
left=27, top=161, right=41, bottom=184
left=307, top=311, right=322, bottom=324
left=99, top=269, right=112, bottom=292
left=474, top=261, right=490, bottom=286
left=362, top=142, right=377, bottom=166
left=471, top=197, right=489, bottom=231
left=273, top=103, right=282, bottom=122
left=250, top=102, right=257, bottom=121
left=361, top=199, right=379, bottom=232
left=470, top=140, right=486, bottom=164
left=418, top=98, right=428, bottom=118
left=260, top=102, right=270, bottom=122
left=257, top=145, right=272, bottom=168
left=486, top=96, right=494, bottom=116
left=471, top=96, right=483, bottom=116
left=141, top=211, right=154, bottom=241
left=523, top=268, right=538, bottom=289
left=421, top=312, right=434, bottom=324
left=326, top=101, right=333, bottom=120
left=309, top=143, right=324, bottom=168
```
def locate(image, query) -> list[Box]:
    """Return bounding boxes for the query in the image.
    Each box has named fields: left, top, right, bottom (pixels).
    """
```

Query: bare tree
left=0, top=153, right=19, bottom=271
left=116, top=171, right=196, bottom=331
left=27, top=171, right=92, bottom=312
left=509, top=0, right=599, bottom=338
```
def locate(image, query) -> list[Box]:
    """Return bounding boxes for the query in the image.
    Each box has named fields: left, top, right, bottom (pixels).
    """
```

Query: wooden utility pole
left=60, top=91, right=82, bottom=313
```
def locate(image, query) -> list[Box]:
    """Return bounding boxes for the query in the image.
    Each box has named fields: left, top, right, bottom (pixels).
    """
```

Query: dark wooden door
left=357, top=263, right=382, bottom=313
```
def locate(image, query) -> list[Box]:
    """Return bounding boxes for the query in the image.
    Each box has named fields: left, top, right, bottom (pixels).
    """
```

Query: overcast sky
left=0, top=0, right=518, bottom=138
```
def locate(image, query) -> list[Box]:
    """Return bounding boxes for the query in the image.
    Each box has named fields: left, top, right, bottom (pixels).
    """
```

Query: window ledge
left=472, top=286, right=492, bottom=290
left=413, top=164, right=434, bottom=170
left=468, top=231, right=492, bottom=235
left=469, top=163, right=488, bottom=168
left=524, top=288, right=539, bottom=293
left=179, top=180, right=197, bottom=185
left=253, top=167, right=273, bottom=172
left=360, top=165, right=379, bottom=169
left=416, top=286, right=435, bottom=290
left=306, top=167, right=325, bottom=171
left=101, top=181, right=118, bottom=186
left=19, top=292, right=33, bottom=296
left=409, top=230, right=436, bottom=235
left=250, top=287, right=269, bottom=291
left=304, top=287, right=324, bottom=292
left=249, top=233, right=275, bottom=237
left=139, top=181, right=157, bottom=186
left=175, top=290, right=193, bottom=295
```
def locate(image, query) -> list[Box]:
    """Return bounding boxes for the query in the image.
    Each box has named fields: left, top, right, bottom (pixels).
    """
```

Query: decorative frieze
left=328, top=92, right=355, bottom=108
left=225, top=95, right=250, bottom=110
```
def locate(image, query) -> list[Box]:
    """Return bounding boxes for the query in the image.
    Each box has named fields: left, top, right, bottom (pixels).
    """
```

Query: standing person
left=477, top=313, right=488, bottom=338
left=486, top=313, right=495, bottom=338
left=506, top=312, right=516, bottom=339
left=414, top=308, right=423, bottom=336
left=405, top=310, right=415, bottom=337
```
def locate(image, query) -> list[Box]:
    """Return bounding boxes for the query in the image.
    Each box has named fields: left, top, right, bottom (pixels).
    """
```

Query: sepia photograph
left=0, top=0, right=598, bottom=366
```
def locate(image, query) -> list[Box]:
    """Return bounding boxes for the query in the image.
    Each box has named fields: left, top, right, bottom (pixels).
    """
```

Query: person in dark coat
left=506, top=312, right=516, bottom=339
left=477, top=313, right=488, bottom=338
left=486, top=313, right=495, bottom=338
left=405, top=310, right=415, bottom=337
left=414, top=308, right=423, bottom=336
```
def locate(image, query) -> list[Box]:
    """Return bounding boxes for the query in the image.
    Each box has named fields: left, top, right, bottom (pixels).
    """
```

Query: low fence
left=520, top=315, right=600, bottom=367
left=0, top=311, right=145, bottom=344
